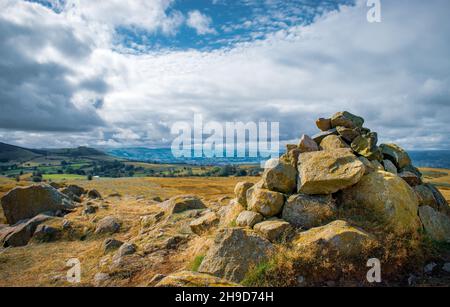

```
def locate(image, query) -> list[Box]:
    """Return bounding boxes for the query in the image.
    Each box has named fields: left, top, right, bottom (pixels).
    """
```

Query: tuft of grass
left=190, top=255, right=205, bottom=272
left=242, top=260, right=276, bottom=287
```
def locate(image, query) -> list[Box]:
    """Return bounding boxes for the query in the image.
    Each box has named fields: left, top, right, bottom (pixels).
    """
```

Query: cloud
left=186, top=10, right=216, bottom=35
left=0, top=0, right=449, bottom=150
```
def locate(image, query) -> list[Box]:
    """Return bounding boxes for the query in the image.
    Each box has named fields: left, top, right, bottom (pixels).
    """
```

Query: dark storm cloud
left=0, top=16, right=106, bottom=132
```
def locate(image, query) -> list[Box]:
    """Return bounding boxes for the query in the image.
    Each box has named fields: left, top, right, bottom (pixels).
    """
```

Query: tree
left=87, top=174, right=93, bottom=181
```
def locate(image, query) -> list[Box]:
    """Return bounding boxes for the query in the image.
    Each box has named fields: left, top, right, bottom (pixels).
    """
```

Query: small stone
left=116, top=242, right=137, bottom=257
left=336, top=126, right=360, bottom=142
left=351, top=133, right=382, bottom=161
left=32, top=225, right=60, bottom=243
left=235, top=211, right=264, bottom=228
left=87, top=189, right=102, bottom=199
left=399, top=171, right=422, bottom=187
left=331, top=111, right=364, bottom=129
left=261, top=161, right=297, bottom=194
left=189, top=212, right=219, bottom=235
left=102, top=238, right=123, bottom=254
left=380, top=143, right=412, bottom=169
left=247, top=188, right=285, bottom=217
left=316, top=118, right=332, bottom=131
left=95, top=216, right=121, bottom=235
left=383, top=159, right=398, bottom=175
left=312, top=129, right=338, bottom=145
left=234, top=182, right=254, bottom=206
left=424, top=262, right=437, bottom=274
left=320, top=135, right=350, bottom=150
left=254, top=219, right=292, bottom=242
left=159, top=195, right=206, bottom=214
left=83, top=205, right=97, bottom=215
left=298, top=134, right=319, bottom=153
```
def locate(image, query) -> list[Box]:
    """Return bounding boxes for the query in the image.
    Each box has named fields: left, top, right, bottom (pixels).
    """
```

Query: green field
left=43, top=174, right=87, bottom=181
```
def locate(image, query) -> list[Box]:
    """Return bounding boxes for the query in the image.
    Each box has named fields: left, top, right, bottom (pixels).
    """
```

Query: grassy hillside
left=0, top=142, right=40, bottom=163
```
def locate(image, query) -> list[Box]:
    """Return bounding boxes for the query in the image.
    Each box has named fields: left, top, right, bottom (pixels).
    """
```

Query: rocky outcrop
left=351, top=132, right=382, bottom=161
left=380, top=143, right=412, bottom=169
left=155, top=271, right=240, bottom=287
left=293, top=220, right=374, bottom=257
left=1, top=214, right=56, bottom=247
left=320, top=135, right=349, bottom=150
left=1, top=185, right=73, bottom=225
left=190, top=212, right=219, bottom=235
left=198, top=228, right=274, bottom=282
left=330, top=111, right=364, bottom=129
left=418, top=206, right=450, bottom=242
left=159, top=196, right=206, bottom=214
left=340, top=171, right=421, bottom=234
left=261, top=162, right=296, bottom=194
left=282, top=194, right=336, bottom=229
left=247, top=188, right=285, bottom=217
left=298, top=149, right=365, bottom=195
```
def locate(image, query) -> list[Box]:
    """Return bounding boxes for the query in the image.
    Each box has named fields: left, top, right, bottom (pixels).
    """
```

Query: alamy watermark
left=66, top=258, right=81, bottom=283
left=171, top=115, right=280, bottom=168
left=367, top=0, right=382, bottom=23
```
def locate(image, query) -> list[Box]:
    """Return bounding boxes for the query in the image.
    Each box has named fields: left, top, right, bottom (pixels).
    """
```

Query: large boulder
left=235, top=211, right=264, bottom=228
left=1, top=185, right=74, bottom=225
left=351, top=132, right=382, bottom=161
left=320, top=135, right=349, bottom=150
left=261, top=161, right=297, bottom=194
left=340, top=171, right=421, bottom=234
left=418, top=206, right=450, bottom=242
left=1, top=214, right=55, bottom=247
left=414, top=185, right=438, bottom=208
left=293, top=220, right=374, bottom=257
left=159, top=196, right=206, bottom=214
left=190, top=212, right=219, bottom=235
left=253, top=219, right=292, bottom=242
left=247, top=188, right=285, bottom=217
left=380, top=144, right=412, bottom=169
left=155, top=271, right=240, bottom=287
left=198, top=228, right=274, bottom=282
left=234, top=182, right=254, bottom=206
left=282, top=194, right=336, bottom=229
left=330, top=111, right=364, bottom=129
left=298, top=134, right=319, bottom=153
left=298, top=149, right=365, bottom=195
left=425, top=184, right=450, bottom=217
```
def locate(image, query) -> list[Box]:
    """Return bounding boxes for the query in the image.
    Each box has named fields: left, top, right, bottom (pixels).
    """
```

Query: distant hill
left=0, top=142, right=112, bottom=164
left=0, top=142, right=41, bottom=163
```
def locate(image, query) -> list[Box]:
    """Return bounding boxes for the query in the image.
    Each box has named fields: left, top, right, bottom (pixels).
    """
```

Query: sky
left=0, top=0, right=449, bottom=150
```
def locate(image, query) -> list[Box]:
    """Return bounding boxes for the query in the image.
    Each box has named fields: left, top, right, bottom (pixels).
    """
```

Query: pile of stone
left=232, top=111, right=450, bottom=244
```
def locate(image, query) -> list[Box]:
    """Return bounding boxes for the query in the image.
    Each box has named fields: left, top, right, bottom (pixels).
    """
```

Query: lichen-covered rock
left=235, top=211, right=263, bottom=228
left=155, top=271, right=240, bottom=287
left=87, top=189, right=102, bottom=199
left=102, top=238, right=124, bottom=254
left=320, top=135, right=350, bottom=150
left=351, top=132, right=382, bottom=161
left=418, top=206, right=450, bottom=242
left=380, top=144, right=412, bottom=169
left=424, top=184, right=450, bottom=217
left=357, top=156, right=376, bottom=175
left=298, top=134, right=319, bottom=153
left=316, top=118, right=332, bottom=131
left=282, top=194, right=336, bottom=229
left=399, top=171, right=422, bottom=187
left=1, top=214, right=55, bottom=247
left=159, top=195, right=206, bottom=214
left=218, top=199, right=245, bottom=227
left=312, top=129, right=338, bottom=144
left=383, top=159, right=398, bottom=175
left=340, top=171, right=421, bottom=234
left=253, top=219, right=292, bottom=242
left=1, top=185, right=73, bottom=225
left=247, top=188, right=285, bottom=217
left=261, top=161, right=297, bottom=194
left=337, top=126, right=360, bottom=142
left=399, top=165, right=422, bottom=178
left=198, top=228, right=274, bottom=282
left=234, top=182, right=254, bottom=206
left=414, top=185, right=438, bottom=208
left=190, top=212, right=219, bottom=235
left=95, top=216, right=121, bottom=235
left=331, top=111, right=364, bottom=129
left=280, top=145, right=301, bottom=168
left=32, top=224, right=60, bottom=243
left=293, top=220, right=374, bottom=257
left=298, top=149, right=365, bottom=195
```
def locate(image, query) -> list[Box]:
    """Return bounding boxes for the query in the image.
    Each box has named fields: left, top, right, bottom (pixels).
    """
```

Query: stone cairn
left=233, top=111, right=450, bottom=244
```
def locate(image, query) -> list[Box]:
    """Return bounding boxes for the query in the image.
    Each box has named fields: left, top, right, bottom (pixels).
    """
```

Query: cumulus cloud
left=0, top=0, right=449, bottom=150
left=186, top=10, right=216, bottom=35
